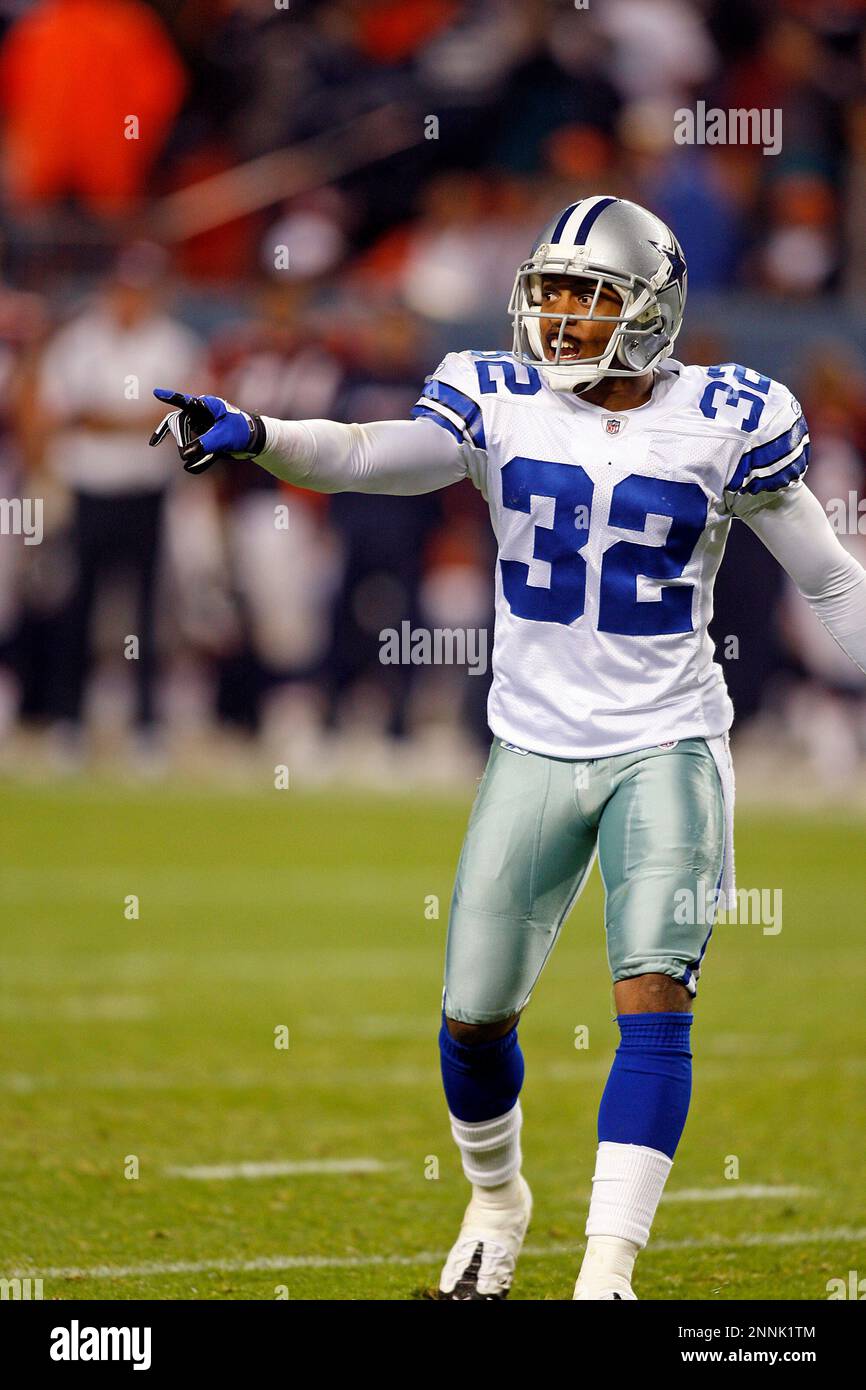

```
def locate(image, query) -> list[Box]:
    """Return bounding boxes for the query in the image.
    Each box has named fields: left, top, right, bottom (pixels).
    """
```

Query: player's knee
left=445, top=1013, right=520, bottom=1045
left=614, top=972, right=692, bottom=1012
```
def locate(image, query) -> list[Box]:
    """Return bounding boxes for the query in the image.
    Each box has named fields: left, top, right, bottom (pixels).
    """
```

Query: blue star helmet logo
left=648, top=239, right=686, bottom=290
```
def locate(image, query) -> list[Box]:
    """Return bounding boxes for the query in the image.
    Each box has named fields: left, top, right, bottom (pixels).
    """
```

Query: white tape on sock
left=585, top=1141, right=673, bottom=1248
left=449, top=1101, right=523, bottom=1187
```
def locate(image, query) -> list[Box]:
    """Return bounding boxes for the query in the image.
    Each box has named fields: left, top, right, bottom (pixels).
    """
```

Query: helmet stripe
left=550, top=200, right=583, bottom=243
left=549, top=195, right=618, bottom=248
left=572, top=195, right=617, bottom=246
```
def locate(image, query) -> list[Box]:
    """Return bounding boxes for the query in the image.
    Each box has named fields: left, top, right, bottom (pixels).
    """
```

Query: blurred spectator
left=35, top=242, right=203, bottom=754
left=0, top=275, right=47, bottom=736
left=844, top=95, right=866, bottom=301
left=595, top=0, right=717, bottom=103
left=482, top=7, right=621, bottom=176
left=321, top=302, right=443, bottom=740
left=207, top=277, right=343, bottom=733
left=0, top=0, right=186, bottom=215
left=354, top=170, right=536, bottom=322
left=261, top=188, right=353, bottom=284
left=712, top=14, right=852, bottom=191
left=778, top=344, right=866, bottom=777
left=619, top=108, right=745, bottom=291
left=759, top=173, right=840, bottom=294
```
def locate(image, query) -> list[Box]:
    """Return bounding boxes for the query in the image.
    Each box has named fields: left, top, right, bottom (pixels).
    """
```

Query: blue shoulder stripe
left=411, top=404, right=465, bottom=444
left=740, top=441, right=810, bottom=495
left=729, top=414, right=808, bottom=490
left=418, top=379, right=486, bottom=448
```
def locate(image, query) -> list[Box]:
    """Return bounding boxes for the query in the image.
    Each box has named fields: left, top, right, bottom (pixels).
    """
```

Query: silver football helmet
left=508, top=195, right=687, bottom=393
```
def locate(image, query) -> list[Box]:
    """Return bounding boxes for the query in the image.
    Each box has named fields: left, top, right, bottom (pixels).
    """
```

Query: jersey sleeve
left=744, top=483, right=866, bottom=676
left=723, top=380, right=810, bottom=521
left=411, top=351, right=487, bottom=452
left=256, top=349, right=491, bottom=497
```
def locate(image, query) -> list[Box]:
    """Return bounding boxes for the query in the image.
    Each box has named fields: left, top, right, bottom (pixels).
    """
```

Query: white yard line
left=162, top=1165, right=811, bottom=1197
left=663, top=1185, right=814, bottom=1202
left=0, top=996, right=154, bottom=1022
left=7, top=1228, right=866, bottom=1283
left=164, top=1159, right=392, bottom=1180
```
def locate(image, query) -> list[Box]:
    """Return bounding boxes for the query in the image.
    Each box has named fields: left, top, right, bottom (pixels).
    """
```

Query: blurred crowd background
left=1, top=0, right=866, bottom=791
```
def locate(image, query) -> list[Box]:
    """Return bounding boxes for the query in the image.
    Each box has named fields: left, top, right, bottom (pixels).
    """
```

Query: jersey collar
left=557, top=359, right=685, bottom=423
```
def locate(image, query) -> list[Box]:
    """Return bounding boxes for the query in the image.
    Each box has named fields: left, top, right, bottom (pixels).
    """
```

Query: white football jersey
left=412, top=351, right=809, bottom=757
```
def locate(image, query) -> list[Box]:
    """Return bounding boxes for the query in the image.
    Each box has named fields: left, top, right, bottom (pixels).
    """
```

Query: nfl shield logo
left=603, top=417, right=624, bottom=435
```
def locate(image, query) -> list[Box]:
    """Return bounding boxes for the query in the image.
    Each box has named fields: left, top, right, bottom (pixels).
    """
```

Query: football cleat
left=437, top=1175, right=532, bottom=1300
left=573, top=1280, right=637, bottom=1300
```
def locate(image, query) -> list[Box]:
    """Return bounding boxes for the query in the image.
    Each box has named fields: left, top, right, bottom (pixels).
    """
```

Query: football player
left=151, top=196, right=866, bottom=1300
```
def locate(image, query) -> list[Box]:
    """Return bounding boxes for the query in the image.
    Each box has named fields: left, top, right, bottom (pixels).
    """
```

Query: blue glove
left=150, top=389, right=266, bottom=473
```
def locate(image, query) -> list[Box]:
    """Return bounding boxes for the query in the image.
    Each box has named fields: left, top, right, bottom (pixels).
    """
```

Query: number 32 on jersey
left=498, top=362, right=774, bottom=636
left=500, top=458, right=708, bottom=637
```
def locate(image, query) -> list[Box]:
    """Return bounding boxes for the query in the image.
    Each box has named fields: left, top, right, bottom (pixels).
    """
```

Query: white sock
left=585, top=1141, right=672, bottom=1246
left=449, top=1102, right=523, bottom=1190
left=576, top=1141, right=672, bottom=1290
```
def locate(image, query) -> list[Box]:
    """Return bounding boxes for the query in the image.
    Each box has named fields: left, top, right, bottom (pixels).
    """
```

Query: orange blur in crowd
left=0, top=0, right=186, bottom=213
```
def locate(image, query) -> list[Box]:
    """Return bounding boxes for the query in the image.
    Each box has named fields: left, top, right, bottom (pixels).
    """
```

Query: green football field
left=1, top=778, right=864, bottom=1301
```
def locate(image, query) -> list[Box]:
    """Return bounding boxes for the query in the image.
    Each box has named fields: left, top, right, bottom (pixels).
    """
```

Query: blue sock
left=597, top=1012, right=693, bottom=1160
left=438, top=1013, right=525, bottom=1122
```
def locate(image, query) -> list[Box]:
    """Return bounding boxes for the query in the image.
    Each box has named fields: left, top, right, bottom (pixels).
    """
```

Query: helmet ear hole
left=616, top=325, right=671, bottom=371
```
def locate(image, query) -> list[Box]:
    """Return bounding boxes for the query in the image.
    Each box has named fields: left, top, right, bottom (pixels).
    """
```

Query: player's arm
left=722, top=382, right=866, bottom=674
left=256, top=414, right=470, bottom=496
left=148, top=389, right=474, bottom=496
left=743, top=482, right=866, bottom=674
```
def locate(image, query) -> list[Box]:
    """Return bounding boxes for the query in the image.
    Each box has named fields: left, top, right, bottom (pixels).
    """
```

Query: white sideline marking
left=8, top=1228, right=866, bottom=1283
left=165, top=1159, right=392, bottom=1180
left=663, top=1185, right=814, bottom=1203
left=162, top=1162, right=810, bottom=1198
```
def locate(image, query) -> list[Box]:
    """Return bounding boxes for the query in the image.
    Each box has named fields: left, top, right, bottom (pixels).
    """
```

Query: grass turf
left=1, top=778, right=864, bottom=1300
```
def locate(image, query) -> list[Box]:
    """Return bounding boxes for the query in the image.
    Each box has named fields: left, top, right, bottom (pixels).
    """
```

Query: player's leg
left=437, top=738, right=597, bottom=1299
left=574, top=737, right=725, bottom=1300
left=129, top=491, right=164, bottom=733
left=437, top=1009, right=528, bottom=1300
left=51, top=493, right=104, bottom=729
